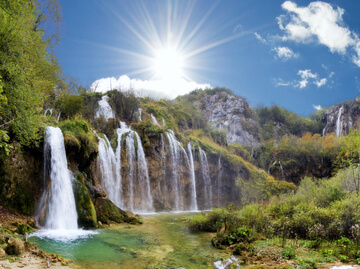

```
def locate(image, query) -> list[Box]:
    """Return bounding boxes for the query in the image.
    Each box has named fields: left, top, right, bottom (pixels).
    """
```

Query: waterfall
left=217, top=157, right=223, bottom=206
left=32, top=127, right=97, bottom=241
left=151, top=113, right=160, bottom=126
left=199, top=147, right=212, bottom=209
left=138, top=108, right=142, bottom=121
left=125, top=132, right=136, bottom=211
left=44, top=108, right=53, bottom=116
left=98, top=134, right=120, bottom=206
left=98, top=121, right=154, bottom=212
left=162, top=118, right=166, bottom=126
left=134, top=132, right=154, bottom=211
left=166, top=130, right=181, bottom=210
left=335, top=106, right=343, bottom=137
left=279, top=161, right=285, bottom=180
left=43, top=127, right=78, bottom=230
left=187, top=143, right=198, bottom=211
left=56, top=111, right=61, bottom=122
left=96, top=95, right=114, bottom=121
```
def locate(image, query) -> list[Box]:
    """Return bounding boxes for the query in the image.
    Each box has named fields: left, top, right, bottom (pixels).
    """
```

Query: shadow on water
left=29, top=212, right=231, bottom=268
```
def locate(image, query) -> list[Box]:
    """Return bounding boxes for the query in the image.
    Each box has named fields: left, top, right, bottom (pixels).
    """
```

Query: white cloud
left=297, top=69, right=327, bottom=88
left=276, top=68, right=332, bottom=89
left=315, top=78, right=327, bottom=87
left=273, top=46, right=299, bottom=61
left=279, top=1, right=353, bottom=54
left=298, top=69, right=317, bottom=79
left=90, top=75, right=211, bottom=99
left=313, top=104, right=322, bottom=110
left=254, top=32, right=267, bottom=44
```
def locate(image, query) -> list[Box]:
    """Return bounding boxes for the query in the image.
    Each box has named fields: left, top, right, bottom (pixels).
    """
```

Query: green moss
left=73, top=173, right=97, bottom=228
left=94, top=197, right=127, bottom=224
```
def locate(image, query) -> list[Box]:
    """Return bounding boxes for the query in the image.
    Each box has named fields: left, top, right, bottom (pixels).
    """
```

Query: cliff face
left=144, top=133, right=242, bottom=210
left=322, top=98, right=360, bottom=137
left=194, top=92, right=260, bottom=147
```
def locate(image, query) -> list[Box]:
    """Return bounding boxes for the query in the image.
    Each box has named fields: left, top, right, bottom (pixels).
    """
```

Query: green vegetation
left=188, top=166, right=360, bottom=267
left=0, top=0, right=61, bottom=147
left=256, top=105, right=326, bottom=139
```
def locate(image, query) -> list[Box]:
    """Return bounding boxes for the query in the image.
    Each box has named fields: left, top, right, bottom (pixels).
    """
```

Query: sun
left=153, top=47, right=184, bottom=80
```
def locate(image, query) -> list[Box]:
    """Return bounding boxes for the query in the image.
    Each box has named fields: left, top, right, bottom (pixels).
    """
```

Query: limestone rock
left=194, top=91, right=260, bottom=147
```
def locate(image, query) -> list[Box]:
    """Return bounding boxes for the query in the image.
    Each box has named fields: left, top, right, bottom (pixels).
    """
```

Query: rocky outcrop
left=322, top=98, right=360, bottom=137
left=194, top=92, right=260, bottom=147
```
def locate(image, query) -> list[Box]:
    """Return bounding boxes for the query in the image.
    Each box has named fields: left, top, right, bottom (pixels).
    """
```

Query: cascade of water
left=125, top=131, right=136, bottom=211
left=166, top=130, right=181, bottom=210
left=279, top=161, right=285, bottom=180
left=151, top=113, right=160, bottom=126
left=336, top=106, right=343, bottom=137
left=98, top=134, right=120, bottom=206
left=43, top=127, right=78, bottom=230
left=162, top=118, right=166, bottom=126
left=56, top=111, right=61, bottom=122
left=134, top=132, right=154, bottom=211
left=217, top=157, right=223, bottom=206
left=138, top=108, right=142, bottom=121
left=44, top=108, right=53, bottom=116
left=96, top=95, right=114, bottom=121
left=97, top=120, right=154, bottom=212
left=187, top=142, right=198, bottom=210
left=199, top=147, right=212, bottom=209
left=160, top=134, right=167, bottom=205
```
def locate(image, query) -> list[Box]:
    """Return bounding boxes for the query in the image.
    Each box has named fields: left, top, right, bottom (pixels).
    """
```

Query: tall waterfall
left=166, top=130, right=182, bottom=210
left=335, top=106, right=343, bottom=137
left=98, top=134, right=121, bottom=207
left=217, top=157, right=223, bottom=205
left=96, top=95, right=114, bottom=121
left=43, top=127, right=78, bottom=230
left=187, top=143, right=198, bottom=211
left=199, top=147, right=212, bottom=209
left=98, top=122, right=154, bottom=212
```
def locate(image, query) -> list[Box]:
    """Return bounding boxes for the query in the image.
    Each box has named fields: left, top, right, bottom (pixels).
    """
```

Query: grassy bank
left=188, top=167, right=360, bottom=268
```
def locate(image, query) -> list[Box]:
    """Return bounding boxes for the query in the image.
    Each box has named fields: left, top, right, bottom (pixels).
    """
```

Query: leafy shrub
left=188, top=208, right=225, bottom=232
left=282, top=246, right=295, bottom=260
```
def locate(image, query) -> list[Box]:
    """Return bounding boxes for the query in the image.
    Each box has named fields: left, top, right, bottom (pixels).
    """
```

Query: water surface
left=30, top=212, right=230, bottom=268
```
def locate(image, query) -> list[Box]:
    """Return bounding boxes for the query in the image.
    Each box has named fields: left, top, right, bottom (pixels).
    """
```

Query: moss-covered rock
left=73, top=174, right=97, bottom=228
left=94, top=197, right=141, bottom=224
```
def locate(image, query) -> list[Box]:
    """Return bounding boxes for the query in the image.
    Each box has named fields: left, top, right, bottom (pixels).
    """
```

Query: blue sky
left=55, top=0, right=360, bottom=116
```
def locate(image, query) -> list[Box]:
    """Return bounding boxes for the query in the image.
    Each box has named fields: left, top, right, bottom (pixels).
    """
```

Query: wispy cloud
left=313, top=104, right=322, bottom=110
left=90, top=75, right=211, bottom=99
left=276, top=68, right=332, bottom=89
left=233, top=24, right=242, bottom=33
left=277, top=1, right=360, bottom=67
left=273, top=46, right=299, bottom=61
left=254, top=32, right=267, bottom=44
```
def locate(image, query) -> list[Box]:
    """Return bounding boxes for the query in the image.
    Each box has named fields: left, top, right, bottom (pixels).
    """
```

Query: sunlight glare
left=154, top=48, right=184, bottom=79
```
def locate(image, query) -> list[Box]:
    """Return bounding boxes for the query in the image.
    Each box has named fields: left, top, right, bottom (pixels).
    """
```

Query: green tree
left=0, top=0, right=61, bottom=146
